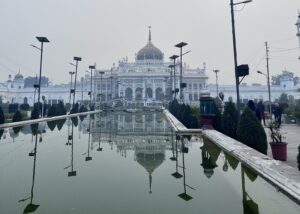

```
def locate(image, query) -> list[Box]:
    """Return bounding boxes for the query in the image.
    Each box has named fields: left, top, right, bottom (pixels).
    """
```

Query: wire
left=252, top=56, right=265, bottom=71
left=269, top=37, right=296, bottom=44
left=270, top=47, right=299, bottom=53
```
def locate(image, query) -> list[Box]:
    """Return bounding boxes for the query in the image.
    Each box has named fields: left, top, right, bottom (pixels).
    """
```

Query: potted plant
left=267, top=120, right=287, bottom=161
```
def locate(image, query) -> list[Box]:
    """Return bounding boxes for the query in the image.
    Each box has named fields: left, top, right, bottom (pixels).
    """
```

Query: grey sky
left=0, top=0, right=299, bottom=85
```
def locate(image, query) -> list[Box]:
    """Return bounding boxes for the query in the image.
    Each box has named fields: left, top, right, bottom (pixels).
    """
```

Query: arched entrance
left=135, top=88, right=143, bottom=101
left=146, top=88, right=153, bottom=99
left=155, top=88, right=164, bottom=101
left=165, top=87, right=172, bottom=101
left=125, top=88, right=133, bottom=101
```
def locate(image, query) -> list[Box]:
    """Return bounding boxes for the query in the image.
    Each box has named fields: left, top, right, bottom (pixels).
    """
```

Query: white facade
left=208, top=70, right=300, bottom=102
left=93, top=29, right=208, bottom=106
left=0, top=73, right=91, bottom=106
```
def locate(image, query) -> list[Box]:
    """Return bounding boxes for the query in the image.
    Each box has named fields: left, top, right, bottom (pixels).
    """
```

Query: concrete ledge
left=0, top=110, right=101, bottom=129
left=203, top=129, right=300, bottom=204
left=163, top=109, right=201, bottom=134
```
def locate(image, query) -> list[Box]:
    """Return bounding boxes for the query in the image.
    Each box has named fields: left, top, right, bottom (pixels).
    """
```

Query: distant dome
left=136, top=152, right=164, bottom=174
left=14, top=72, right=23, bottom=80
left=136, top=27, right=163, bottom=61
left=137, top=42, right=163, bottom=61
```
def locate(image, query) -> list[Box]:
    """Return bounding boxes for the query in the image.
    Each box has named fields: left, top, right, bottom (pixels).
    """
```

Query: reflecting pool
left=0, top=112, right=299, bottom=214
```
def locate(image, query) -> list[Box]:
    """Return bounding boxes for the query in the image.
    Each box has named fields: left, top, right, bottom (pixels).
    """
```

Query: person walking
left=247, top=100, right=261, bottom=121
left=257, top=100, right=266, bottom=125
left=273, top=102, right=283, bottom=127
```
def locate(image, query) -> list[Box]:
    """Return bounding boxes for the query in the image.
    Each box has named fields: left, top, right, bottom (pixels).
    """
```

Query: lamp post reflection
left=68, top=122, right=77, bottom=177
left=21, top=134, right=40, bottom=213
left=177, top=136, right=194, bottom=201
left=85, top=115, right=92, bottom=161
left=171, top=135, right=182, bottom=179
left=169, top=130, right=176, bottom=161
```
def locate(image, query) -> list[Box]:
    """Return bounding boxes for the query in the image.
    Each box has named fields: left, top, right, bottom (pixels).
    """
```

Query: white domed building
left=93, top=28, right=208, bottom=106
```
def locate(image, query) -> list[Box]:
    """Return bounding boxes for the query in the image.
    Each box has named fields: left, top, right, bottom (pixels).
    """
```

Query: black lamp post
left=175, top=42, right=187, bottom=102
left=170, top=55, right=179, bottom=100
left=88, top=65, right=95, bottom=110
left=230, top=0, right=253, bottom=116
left=33, top=36, right=49, bottom=117
left=72, top=57, right=82, bottom=110
left=213, top=69, right=220, bottom=98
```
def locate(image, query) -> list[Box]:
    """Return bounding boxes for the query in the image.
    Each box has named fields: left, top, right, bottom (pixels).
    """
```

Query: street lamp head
left=73, top=56, right=82, bottom=61
left=36, top=36, right=50, bottom=43
left=69, top=71, right=75, bottom=75
left=89, top=65, right=95, bottom=69
left=168, top=64, right=174, bottom=68
left=233, top=0, right=253, bottom=6
left=99, top=71, right=105, bottom=75
left=170, top=55, right=179, bottom=60
left=175, top=42, right=188, bottom=48
left=213, top=69, right=220, bottom=73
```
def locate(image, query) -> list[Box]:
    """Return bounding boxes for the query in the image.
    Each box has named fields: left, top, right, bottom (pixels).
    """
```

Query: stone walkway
left=265, top=123, right=300, bottom=169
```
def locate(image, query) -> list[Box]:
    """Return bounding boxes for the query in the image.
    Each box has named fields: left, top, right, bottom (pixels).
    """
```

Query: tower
left=296, top=11, right=300, bottom=59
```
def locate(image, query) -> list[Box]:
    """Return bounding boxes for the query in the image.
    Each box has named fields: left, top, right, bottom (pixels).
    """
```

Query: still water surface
left=0, top=112, right=299, bottom=214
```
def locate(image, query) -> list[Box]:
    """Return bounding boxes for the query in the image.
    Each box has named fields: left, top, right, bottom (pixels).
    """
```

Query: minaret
left=148, top=26, right=151, bottom=43
left=296, top=11, right=300, bottom=59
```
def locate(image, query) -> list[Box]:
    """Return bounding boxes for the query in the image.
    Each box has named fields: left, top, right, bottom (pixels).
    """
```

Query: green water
left=0, top=112, right=299, bottom=214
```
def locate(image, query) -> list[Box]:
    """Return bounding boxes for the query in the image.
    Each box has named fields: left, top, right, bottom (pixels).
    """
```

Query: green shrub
left=222, top=101, right=238, bottom=139
left=70, top=103, right=79, bottom=114
left=71, top=116, right=78, bottom=127
left=212, top=101, right=222, bottom=132
left=56, top=119, right=66, bottom=130
left=0, top=106, right=5, bottom=124
left=31, top=105, right=40, bottom=119
left=8, top=103, right=19, bottom=113
left=47, top=105, right=57, bottom=117
left=79, top=105, right=88, bottom=113
left=47, top=121, right=56, bottom=131
left=12, top=110, right=23, bottom=122
left=57, top=101, right=67, bottom=115
left=237, top=108, right=268, bottom=155
left=20, top=103, right=30, bottom=111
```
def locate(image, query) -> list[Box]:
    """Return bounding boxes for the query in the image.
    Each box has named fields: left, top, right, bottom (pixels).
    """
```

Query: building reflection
left=177, top=136, right=193, bottom=201
left=68, top=120, right=77, bottom=177
left=20, top=133, right=40, bottom=213
left=200, top=138, right=221, bottom=179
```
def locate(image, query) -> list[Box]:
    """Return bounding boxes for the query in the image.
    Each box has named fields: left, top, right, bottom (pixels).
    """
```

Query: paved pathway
left=265, top=123, right=300, bottom=169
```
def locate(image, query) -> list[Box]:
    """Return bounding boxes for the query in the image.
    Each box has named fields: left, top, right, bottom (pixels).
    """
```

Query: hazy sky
left=0, top=0, right=299, bottom=85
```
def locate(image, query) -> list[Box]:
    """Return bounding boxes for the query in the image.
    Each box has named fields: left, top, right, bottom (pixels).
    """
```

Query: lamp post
left=33, top=36, right=49, bottom=117
left=72, top=57, right=82, bottom=110
left=213, top=70, right=220, bottom=98
left=257, top=70, right=272, bottom=114
left=168, top=65, right=174, bottom=100
left=170, top=55, right=179, bottom=100
left=88, top=65, right=95, bottom=110
left=68, top=71, right=75, bottom=112
left=175, top=42, right=188, bottom=102
left=230, top=0, right=252, bottom=116
left=99, top=71, right=105, bottom=109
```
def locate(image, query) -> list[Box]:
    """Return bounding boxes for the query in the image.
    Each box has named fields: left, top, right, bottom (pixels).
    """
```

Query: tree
left=57, top=101, right=67, bottom=115
left=70, top=103, right=79, bottom=114
left=47, top=105, right=57, bottom=117
left=0, top=106, right=5, bottom=124
left=20, top=103, right=30, bottom=111
left=31, top=105, right=39, bottom=119
left=279, top=93, right=288, bottom=104
left=212, top=101, right=222, bottom=132
left=222, top=101, right=238, bottom=139
left=12, top=110, right=23, bottom=134
left=237, top=108, right=268, bottom=155
left=12, top=110, right=23, bottom=122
